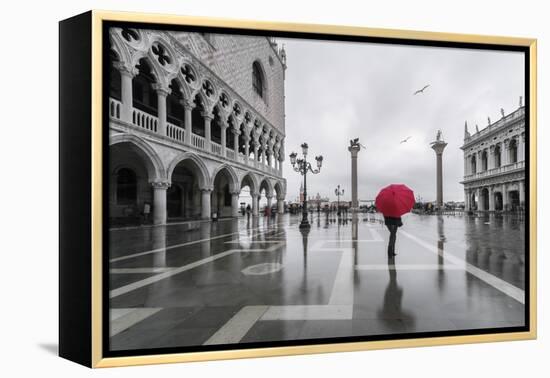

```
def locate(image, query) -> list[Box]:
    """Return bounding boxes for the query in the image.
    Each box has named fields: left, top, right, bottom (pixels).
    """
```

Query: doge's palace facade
left=108, top=27, right=287, bottom=225
left=461, top=101, right=525, bottom=212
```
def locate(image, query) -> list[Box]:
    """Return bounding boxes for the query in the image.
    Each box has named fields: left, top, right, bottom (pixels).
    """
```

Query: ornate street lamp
left=335, top=185, right=344, bottom=216
left=290, top=143, right=323, bottom=229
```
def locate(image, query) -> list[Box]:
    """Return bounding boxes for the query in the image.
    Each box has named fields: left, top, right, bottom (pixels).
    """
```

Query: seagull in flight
left=400, top=136, right=412, bottom=144
left=413, top=85, right=430, bottom=95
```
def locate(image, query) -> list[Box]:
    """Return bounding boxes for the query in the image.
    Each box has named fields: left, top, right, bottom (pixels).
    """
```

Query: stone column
left=243, top=134, right=250, bottom=161
left=431, top=140, right=448, bottom=208
left=503, top=140, right=510, bottom=166
left=232, top=128, right=240, bottom=158
left=220, top=123, right=228, bottom=156
left=277, top=196, right=285, bottom=214
left=231, top=191, right=240, bottom=217
left=152, top=181, right=170, bottom=225
left=203, top=112, right=213, bottom=151
left=278, top=154, right=284, bottom=176
left=261, top=141, right=267, bottom=165
left=182, top=99, right=194, bottom=145
left=154, top=85, right=169, bottom=136
left=464, top=155, right=468, bottom=176
left=464, top=189, right=469, bottom=211
left=274, top=152, right=279, bottom=171
left=519, top=180, right=525, bottom=208
left=253, top=137, right=260, bottom=166
left=488, top=186, right=495, bottom=211
left=251, top=192, right=259, bottom=216
left=118, top=66, right=135, bottom=123
left=502, top=184, right=510, bottom=210
left=266, top=195, right=273, bottom=212
left=348, top=143, right=362, bottom=212
left=488, top=146, right=494, bottom=170
left=201, top=188, right=212, bottom=219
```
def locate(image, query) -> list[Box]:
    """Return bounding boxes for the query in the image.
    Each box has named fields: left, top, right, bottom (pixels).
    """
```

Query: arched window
left=116, top=168, right=137, bottom=205
left=252, top=61, right=265, bottom=98
left=471, top=155, right=477, bottom=174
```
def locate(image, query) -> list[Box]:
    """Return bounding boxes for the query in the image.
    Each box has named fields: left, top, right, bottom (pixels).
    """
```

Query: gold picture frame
left=59, top=9, right=537, bottom=368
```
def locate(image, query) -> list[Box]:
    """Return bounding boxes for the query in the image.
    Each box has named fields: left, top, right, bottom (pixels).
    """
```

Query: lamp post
left=335, top=185, right=344, bottom=217
left=290, top=143, right=323, bottom=229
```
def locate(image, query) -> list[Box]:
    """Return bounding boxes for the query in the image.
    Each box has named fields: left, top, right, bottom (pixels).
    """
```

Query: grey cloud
left=280, top=37, right=524, bottom=203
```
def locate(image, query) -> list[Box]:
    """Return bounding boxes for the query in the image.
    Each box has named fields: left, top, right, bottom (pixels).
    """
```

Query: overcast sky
left=278, top=37, right=524, bottom=203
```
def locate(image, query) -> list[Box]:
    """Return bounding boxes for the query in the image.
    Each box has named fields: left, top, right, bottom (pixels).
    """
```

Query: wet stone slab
left=107, top=213, right=526, bottom=351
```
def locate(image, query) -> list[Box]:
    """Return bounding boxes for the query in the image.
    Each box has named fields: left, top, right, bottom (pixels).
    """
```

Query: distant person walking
left=384, top=216, right=403, bottom=257
left=246, top=204, right=251, bottom=221
left=375, top=184, right=415, bottom=258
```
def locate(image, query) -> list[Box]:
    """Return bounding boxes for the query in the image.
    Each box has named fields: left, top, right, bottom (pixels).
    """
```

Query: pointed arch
left=211, top=164, right=240, bottom=193
left=274, top=180, right=285, bottom=199
left=109, top=133, right=166, bottom=182
left=259, top=177, right=274, bottom=197
left=240, top=172, right=259, bottom=195
left=167, top=152, right=210, bottom=189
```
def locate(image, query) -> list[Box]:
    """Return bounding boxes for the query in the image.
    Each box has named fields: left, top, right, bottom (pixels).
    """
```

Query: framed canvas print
left=59, top=10, right=537, bottom=368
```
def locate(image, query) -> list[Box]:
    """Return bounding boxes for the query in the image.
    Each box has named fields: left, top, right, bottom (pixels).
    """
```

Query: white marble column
left=251, top=192, right=259, bottom=217
left=201, top=189, right=212, bottom=219
left=219, top=123, right=227, bottom=156
left=182, top=99, right=193, bottom=145
left=154, top=85, right=169, bottom=136
left=253, top=137, right=260, bottom=166
left=261, top=141, right=267, bottom=165
left=203, top=112, right=213, bottom=151
left=232, top=128, right=240, bottom=159
left=231, top=191, right=240, bottom=217
left=277, top=196, right=285, bottom=214
left=152, top=181, right=170, bottom=225
left=266, top=195, right=273, bottom=212
left=243, top=134, right=250, bottom=161
left=464, top=189, right=469, bottom=211
left=503, top=140, right=510, bottom=166
left=118, top=66, right=135, bottom=123
left=502, top=184, right=510, bottom=210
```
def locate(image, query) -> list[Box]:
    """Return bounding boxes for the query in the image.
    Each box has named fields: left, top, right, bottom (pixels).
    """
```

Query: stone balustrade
left=463, top=160, right=525, bottom=182
left=110, top=100, right=283, bottom=178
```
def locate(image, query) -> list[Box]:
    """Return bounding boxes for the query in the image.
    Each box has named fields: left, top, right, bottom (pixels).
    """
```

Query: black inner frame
left=102, top=20, right=531, bottom=359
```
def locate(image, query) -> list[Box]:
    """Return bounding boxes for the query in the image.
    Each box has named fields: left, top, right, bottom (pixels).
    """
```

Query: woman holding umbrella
left=375, top=184, right=415, bottom=257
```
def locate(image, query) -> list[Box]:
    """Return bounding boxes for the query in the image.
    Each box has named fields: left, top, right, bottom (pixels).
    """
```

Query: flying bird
left=413, top=85, right=430, bottom=95
left=400, top=136, right=412, bottom=144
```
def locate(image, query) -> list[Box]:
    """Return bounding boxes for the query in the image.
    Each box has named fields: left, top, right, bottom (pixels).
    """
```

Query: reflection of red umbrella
left=375, top=184, right=415, bottom=217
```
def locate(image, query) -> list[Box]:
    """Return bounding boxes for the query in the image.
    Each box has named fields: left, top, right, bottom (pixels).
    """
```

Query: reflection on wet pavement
left=108, top=212, right=525, bottom=351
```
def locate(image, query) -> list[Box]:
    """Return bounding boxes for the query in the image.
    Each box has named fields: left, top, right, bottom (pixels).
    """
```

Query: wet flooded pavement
left=108, top=213, right=526, bottom=351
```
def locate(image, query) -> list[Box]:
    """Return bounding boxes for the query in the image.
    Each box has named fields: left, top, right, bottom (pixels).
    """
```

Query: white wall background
left=0, top=0, right=547, bottom=376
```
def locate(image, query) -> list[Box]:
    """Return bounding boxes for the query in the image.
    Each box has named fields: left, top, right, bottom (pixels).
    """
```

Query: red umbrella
left=375, top=184, right=415, bottom=218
